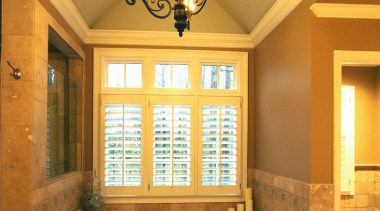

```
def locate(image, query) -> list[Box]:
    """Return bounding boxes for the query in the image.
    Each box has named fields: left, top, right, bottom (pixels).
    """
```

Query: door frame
left=333, top=50, right=380, bottom=211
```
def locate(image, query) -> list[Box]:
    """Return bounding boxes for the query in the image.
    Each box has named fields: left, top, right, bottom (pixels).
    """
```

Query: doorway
left=334, top=51, right=380, bottom=211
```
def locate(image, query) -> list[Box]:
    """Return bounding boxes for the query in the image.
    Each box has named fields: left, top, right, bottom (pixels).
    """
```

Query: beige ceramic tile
left=369, top=194, right=375, bottom=207
left=1, top=124, right=34, bottom=210
left=356, top=195, right=369, bottom=207
left=1, top=35, right=35, bottom=81
left=3, top=0, right=34, bottom=35
left=356, top=171, right=369, bottom=182
left=183, top=203, right=206, bottom=211
left=375, top=171, right=380, bottom=181
left=171, top=203, right=185, bottom=211
left=104, top=204, right=136, bottom=211
left=375, top=183, right=380, bottom=195
left=375, top=195, right=380, bottom=207
left=356, top=182, right=374, bottom=195
left=369, top=171, right=375, bottom=182
left=34, top=2, right=48, bottom=62
left=343, top=195, right=356, bottom=208
left=34, top=58, right=48, bottom=103
left=32, top=100, right=47, bottom=189
left=1, top=80, right=34, bottom=125
left=308, top=184, right=334, bottom=211
left=294, top=181, right=309, bottom=199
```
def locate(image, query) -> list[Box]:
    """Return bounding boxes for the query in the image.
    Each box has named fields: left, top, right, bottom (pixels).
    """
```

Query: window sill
left=102, top=195, right=244, bottom=204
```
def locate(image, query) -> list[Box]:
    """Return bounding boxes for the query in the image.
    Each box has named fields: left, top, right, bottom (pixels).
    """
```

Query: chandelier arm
left=125, top=0, right=136, bottom=5
left=192, top=0, right=207, bottom=15
left=141, top=0, right=172, bottom=19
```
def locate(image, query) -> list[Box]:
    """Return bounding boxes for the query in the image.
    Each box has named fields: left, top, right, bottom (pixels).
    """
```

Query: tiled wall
left=341, top=167, right=380, bottom=211
left=253, top=169, right=334, bottom=211
left=33, top=182, right=83, bottom=211
left=253, top=169, right=309, bottom=211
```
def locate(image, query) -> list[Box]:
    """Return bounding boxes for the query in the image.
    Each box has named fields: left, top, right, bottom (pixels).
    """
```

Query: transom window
left=94, top=48, right=248, bottom=202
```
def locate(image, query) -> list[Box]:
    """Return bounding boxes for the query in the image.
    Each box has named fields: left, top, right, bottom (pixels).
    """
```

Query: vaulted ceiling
left=71, top=0, right=276, bottom=34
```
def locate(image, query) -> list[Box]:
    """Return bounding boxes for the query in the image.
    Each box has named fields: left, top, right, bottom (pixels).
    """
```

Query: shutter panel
left=148, top=96, right=195, bottom=196
left=198, top=97, right=241, bottom=195
left=100, top=95, right=145, bottom=196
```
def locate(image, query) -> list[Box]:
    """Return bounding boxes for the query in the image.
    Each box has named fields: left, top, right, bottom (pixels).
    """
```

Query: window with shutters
left=93, top=48, right=248, bottom=202
left=340, top=86, right=355, bottom=195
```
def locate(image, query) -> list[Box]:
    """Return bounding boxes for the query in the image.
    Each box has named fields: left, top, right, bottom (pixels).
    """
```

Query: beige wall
left=254, top=0, right=314, bottom=183
left=342, top=66, right=380, bottom=165
left=1, top=0, right=85, bottom=209
left=310, top=7, right=380, bottom=183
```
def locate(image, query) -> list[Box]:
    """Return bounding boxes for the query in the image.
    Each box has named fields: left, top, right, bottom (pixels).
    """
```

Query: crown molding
left=85, top=30, right=254, bottom=49
left=311, top=3, right=380, bottom=19
left=49, top=0, right=90, bottom=42
left=249, top=0, right=302, bottom=47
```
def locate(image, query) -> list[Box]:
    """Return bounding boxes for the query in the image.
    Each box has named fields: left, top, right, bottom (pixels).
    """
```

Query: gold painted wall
left=342, top=66, right=380, bottom=165
left=310, top=4, right=380, bottom=183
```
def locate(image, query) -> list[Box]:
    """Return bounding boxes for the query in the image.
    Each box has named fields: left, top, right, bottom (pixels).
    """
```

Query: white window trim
left=93, top=48, right=248, bottom=203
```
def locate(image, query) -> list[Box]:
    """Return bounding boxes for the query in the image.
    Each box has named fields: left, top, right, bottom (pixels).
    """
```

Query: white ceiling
left=71, top=0, right=276, bottom=34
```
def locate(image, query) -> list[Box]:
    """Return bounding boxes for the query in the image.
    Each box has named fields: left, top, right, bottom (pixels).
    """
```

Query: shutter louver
left=104, top=104, right=142, bottom=187
left=153, top=104, right=191, bottom=187
left=202, top=105, right=237, bottom=186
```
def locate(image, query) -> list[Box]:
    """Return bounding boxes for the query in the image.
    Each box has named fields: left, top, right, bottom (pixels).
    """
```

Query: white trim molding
left=311, top=3, right=380, bottom=19
left=85, top=30, right=253, bottom=49
left=333, top=50, right=380, bottom=211
left=49, top=0, right=90, bottom=41
left=249, top=0, right=302, bottom=47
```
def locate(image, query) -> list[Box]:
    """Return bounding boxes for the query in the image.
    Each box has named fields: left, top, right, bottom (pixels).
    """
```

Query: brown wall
left=342, top=66, right=380, bottom=165
left=310, top=14, right=380, bottom=183
left=253, top=0, right=314, bottom=183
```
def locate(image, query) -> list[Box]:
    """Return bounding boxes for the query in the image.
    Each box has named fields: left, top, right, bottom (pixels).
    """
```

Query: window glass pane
left=155, top=64, right=171, bottom=88
left=202, top=65, right=217, bottom=89
left=172, top=64, right=189, bottom=88
left=125, top=64, right=142, bottom=88
left=108, top=64, right=124, bottom=87
left=219, top=66, right=234, bottom=89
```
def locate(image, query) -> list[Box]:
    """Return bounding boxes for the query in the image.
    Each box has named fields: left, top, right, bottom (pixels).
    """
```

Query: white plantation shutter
left=100, top=95, right=145, bottom=196
left=148, top=96, right=195, bottom=196
left=198, top=97, right=241, bottom=195
left=341, top=86, right=355, bottom=195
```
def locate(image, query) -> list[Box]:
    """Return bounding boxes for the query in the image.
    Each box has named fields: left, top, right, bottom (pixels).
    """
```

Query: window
left=202, top=65, right=235, bottom=90
left=106, top=62, right=142, bottom=88
left=94, top=48, right=248, bottom=202
left=340, top=86, right=355, bottom=195
left=155, top=64, right=189, bottom=88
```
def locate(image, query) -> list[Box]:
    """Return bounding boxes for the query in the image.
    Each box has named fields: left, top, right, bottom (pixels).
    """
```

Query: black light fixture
left=125, top=0, right=207, bottom=37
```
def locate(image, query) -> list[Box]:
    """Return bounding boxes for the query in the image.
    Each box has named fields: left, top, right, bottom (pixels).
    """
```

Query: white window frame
left=93, top=48, right=248, bottom=203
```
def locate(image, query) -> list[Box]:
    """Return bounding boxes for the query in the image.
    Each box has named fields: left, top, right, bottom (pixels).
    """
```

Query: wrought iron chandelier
left=125, top=0, right=207, bottom=37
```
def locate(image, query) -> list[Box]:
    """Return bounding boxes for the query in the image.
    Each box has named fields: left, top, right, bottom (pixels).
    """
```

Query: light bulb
left=188, top=0, right=196, bottom=11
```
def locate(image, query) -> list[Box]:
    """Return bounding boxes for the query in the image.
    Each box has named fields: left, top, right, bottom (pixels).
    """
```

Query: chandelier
left=125, top=0, right=207, bottom=37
